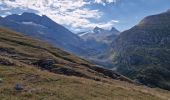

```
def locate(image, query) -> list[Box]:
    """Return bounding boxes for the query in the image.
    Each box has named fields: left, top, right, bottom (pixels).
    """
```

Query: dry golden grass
left=0, top=65, right=170, bottom=100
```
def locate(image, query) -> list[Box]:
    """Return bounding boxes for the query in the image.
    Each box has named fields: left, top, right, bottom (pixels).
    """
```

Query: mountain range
left=78, top=26, right=119, bottom=44
left=0, top=12, right=115, bottom=68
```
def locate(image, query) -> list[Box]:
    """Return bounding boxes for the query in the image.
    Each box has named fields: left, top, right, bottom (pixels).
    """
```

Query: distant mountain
left=112, top=10, right=170, bottom=90
left=78, top=27, right=120, bottom=68
left=79, top=26, right=120, bottom=44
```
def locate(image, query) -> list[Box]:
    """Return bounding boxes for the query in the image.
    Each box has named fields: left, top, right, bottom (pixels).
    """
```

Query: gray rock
left=15, top=84, right=24, bottom=90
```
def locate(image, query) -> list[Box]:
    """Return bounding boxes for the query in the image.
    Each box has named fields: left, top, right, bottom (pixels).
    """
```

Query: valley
left=0, top=1, right=170, bottom=99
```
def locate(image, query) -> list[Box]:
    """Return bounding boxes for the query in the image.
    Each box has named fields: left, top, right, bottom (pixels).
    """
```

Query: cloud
left=94, top=0, right=116, bottom=6
left=0, top=0, right=119, bottom=32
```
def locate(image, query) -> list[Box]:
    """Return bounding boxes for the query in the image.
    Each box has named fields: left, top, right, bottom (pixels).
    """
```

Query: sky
left=0, top=0, right=170, bottom=33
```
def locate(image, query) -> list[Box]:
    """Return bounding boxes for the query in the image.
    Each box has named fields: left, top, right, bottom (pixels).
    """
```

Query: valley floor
left=0, top=65, right=170, bottom=100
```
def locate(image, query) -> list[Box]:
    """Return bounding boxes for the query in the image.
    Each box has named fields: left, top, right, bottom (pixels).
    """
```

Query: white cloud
left=94, top=0, right=116, bottom=6
left=0, top=0, right=119, bottom=32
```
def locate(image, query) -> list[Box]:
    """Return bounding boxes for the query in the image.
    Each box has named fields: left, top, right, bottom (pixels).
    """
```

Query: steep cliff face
left=112, top=10, right=170, bottom=90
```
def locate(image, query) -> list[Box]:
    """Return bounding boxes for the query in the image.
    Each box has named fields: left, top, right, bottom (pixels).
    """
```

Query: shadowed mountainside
left=112, top=10, right=170, bottom=90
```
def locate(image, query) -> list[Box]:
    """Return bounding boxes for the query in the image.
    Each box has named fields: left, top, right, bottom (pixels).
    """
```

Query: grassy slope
left=0, top=65, right=170, bottom=100
left=0, top=27, right=170, bottom=100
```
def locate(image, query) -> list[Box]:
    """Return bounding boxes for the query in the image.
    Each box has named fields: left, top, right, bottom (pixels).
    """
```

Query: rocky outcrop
left=0, top=57, right=14, bottom=66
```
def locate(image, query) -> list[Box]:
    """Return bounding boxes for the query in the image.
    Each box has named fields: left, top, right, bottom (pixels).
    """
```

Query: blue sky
left=0, top=0, right=170, bottom=33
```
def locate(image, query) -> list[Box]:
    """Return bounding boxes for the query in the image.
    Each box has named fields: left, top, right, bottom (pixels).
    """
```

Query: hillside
left=112, top=10, right=170, bottom=90
left=0, top=27, right=170, bottom=99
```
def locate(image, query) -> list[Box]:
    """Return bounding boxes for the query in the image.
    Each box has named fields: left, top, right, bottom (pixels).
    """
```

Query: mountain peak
left=21, top=13, right=50, bottom=20
left=21, top=12, right=40, bottom=18
left=22, top=12, right=35, bottom=15
left=5, top=12, right=59, bottom=29
left=94, top=26, right=102, bottom=30
left=93, top=26, right=104, bottom=33
left=110, top=27, right=120, bottom=33
left=138, top=10, right=170, bottom=27
left=5, top=12, right=42, bottom=23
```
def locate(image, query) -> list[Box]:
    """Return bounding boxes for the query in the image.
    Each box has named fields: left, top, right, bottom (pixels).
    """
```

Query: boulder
left=15, top=84, right=24, bottom=91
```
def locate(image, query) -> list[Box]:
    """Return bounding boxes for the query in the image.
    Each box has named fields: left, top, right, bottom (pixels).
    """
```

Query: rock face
left=112, top=10, right=170, bottom=90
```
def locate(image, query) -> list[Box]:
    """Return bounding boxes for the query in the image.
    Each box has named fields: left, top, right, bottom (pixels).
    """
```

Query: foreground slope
left=0, top=27, right=170, bottom=100
left=112, top=10, right=170, bottom=90
left=1, top=65, right=170, bottom=100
